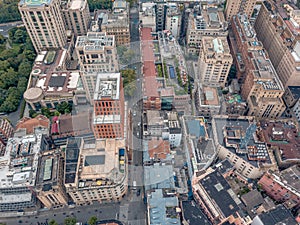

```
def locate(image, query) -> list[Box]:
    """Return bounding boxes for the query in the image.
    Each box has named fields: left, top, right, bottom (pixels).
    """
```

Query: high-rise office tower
left=231, top=14, right=286, bottom=118
left=93, top=73, right=125, bottom=139
left=225, top=0, right=257, bottom=21
left=254, top=0, right=300, bottom=87
left=155, top=2, right=167, bottom=32
left=198, top=36, right=233, bottom=87
left=61, top=0, right=90, bottom=37
left=75, top=32, right=119, bottom=102
left=19, top=0, right=67, bottom=53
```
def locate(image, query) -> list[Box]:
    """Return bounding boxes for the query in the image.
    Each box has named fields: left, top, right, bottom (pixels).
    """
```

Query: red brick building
left=259, top=166, right=300, bottom=209
left=93, top=73, right=125, bottom=139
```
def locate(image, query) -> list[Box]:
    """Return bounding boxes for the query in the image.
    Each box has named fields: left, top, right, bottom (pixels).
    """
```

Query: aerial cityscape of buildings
left=0, top=0, right=300, bottom=225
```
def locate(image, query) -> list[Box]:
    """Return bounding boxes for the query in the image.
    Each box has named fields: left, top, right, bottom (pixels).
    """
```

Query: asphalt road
left=0, top=21, right=23, bottom=37
left=0, top=7, right=147, bottom=225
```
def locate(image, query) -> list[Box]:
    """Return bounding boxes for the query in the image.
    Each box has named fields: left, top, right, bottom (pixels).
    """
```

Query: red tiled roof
left=144, top=77, right=159, bottom=97
left=16, top=115, right=50, bottom=134
left=148, top=138, right=171, bottom=159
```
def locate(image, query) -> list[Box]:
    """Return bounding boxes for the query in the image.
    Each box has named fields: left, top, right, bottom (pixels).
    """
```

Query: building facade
left=155, top=2, right=167, bottom=32
left=165, top=3, right=181, bottom=38
left=225, top=0, right=256, bottom=21
left=19, top=0, right=67, bottom=53
left=75, top=32, right=119, bottom=102
left=186, top=5, right=228, bottom=54
left=198, top=36, right=232, bottom=87
left=0, top=119, right=13, bottom=157
left=61, top=0, right=90, bottom=37
left=231, top=14, right=286, bottom=119
left=93, top=73, right=125, bottom=139
left=254, top=1, right=300, bottom=87
left=99, top=17, right=130, bottom=46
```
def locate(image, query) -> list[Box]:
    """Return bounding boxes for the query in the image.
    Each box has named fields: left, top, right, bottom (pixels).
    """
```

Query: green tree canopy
left=0, top=27, right=36, bottom=113
left=88, top=216, right=98, bottom=225
left=121, top=69, right=137, bottom=97
left=56, top=102, right=72, bottom=114
left=64, top=217, right=77, bottom=225
left=49, top=219, right=59, bottom=225
left=88, top=0, right=112, bottom=12
left=0, top=0, right=21, bottom=23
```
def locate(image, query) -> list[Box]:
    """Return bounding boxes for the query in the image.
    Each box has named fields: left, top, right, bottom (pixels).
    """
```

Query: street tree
left=88, top=216, right=98, bottom=225
left=64, top=217, right=77, bottom=225
left=49, top=219, right=58, bottom=225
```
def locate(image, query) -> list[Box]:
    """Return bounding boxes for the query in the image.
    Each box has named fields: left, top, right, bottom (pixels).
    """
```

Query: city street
left=0, top=5, right=147, bottom=225
left=0, top=203, right=119, bottom=225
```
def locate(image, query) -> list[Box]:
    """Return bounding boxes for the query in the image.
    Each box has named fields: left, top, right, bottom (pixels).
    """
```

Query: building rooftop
left=241, top=189, right=264, bottom=209
left=267, top=165, right=300, bottom=195
left=253, top=204, right=297, bottom=225
left=64, top=138, right=126, bottom=187
left=182, top=201, right=211, bottom=225
left=69, top=0, right=87, bottom=10
left=144, top=163, right=175, bottom=191
left=113, top=0, right=127, bottom=10
left=94, top=73, right=121, bottom=100
left=199, top=86, right=220, bottom=106
left=19, top=0, right=52, bottom=7
left=184, top=116, right=216, bottom=175
left=34, top=71, right=80, bottom=93
left=264, top=0, right=300, bottom=40
left=36, top=151, right=62, bottom=192
left=148, top=189, right=180, bottom=225
left=189, top=5, right=227, bottom=31
left=202, top=36, right=232, bottom=60
left=76, top=32, right=115, bottom=51
left=196, top=170, right=241, bottom=218
left=186, top=120, right=206, bottom=139
left=260, top=120, right=300, bottom=161
left=16, top=115, right=50, bottom=135
left=64, top=138, right=81, bottom=184
left=147, top=138, right=171, bottom=160
left=25, top=50, right=81, bottom=99
left=287, top=86, right=300, bottom=100
left=32, top=50, right=67, bottom=76
left=213, top=159, right=234, bottom=176
left=52, top=111, right=93, bottom=137
left=146, top=110, right=164, bottom=126
left=213, top=116, right=272, bottom=167
left=0, top=129, right=49, bottom=208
